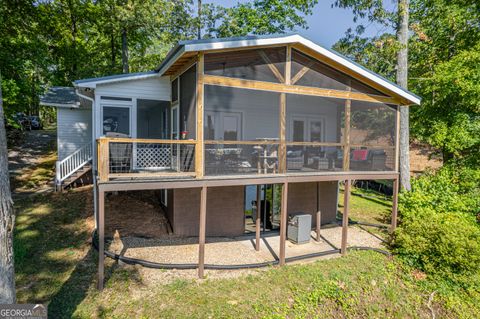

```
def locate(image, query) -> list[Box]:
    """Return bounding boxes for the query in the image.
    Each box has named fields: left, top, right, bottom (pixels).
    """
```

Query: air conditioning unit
left=287, top=213, right=312, bottom=244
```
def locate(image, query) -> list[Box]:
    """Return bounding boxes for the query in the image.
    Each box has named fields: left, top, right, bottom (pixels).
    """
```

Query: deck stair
left=55, top=143, right=93, bottom=191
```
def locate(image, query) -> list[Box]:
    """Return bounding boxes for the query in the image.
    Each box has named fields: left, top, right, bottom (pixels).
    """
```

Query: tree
left=397, top=0, right=411, bottom=190
left=333, top=0, right=412, bottom=189
left=203, top=0, right=319, bottom=38
left=0, top=71, right=16, bottom=304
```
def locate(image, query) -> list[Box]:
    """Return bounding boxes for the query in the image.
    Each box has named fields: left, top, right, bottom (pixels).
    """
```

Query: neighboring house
left=41, top=34, right=420, bottom=289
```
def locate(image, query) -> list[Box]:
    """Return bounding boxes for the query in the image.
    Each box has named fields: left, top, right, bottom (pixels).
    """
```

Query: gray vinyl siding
left=57, top=107, right=92, bottom=160
left=95, top=76, right=170, bottom=100
left=204, top=86, right=340, bottom=141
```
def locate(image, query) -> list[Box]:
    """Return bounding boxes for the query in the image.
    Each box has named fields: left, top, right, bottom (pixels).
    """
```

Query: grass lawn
left=14, top=187, right=479, bottom=318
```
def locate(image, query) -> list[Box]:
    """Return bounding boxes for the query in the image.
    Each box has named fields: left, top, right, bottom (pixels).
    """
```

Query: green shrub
left=394, top=165, right=480, bottom=287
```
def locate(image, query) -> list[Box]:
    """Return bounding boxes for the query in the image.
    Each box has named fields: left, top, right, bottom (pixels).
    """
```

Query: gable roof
left=39, top=87, right=80, bottom=108
left=157, top=34, right=421, bottom=105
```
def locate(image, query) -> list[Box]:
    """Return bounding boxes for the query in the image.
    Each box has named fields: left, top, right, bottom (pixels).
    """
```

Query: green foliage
left=0, top=0, right=318, bottom=124
left=208, top=0, right=319, bottom=38
left=412, top=44, right=480, bottom=160
left=394, top=165, right=480, bottom=287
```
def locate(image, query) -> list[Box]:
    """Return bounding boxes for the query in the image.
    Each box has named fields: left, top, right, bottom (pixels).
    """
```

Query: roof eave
left=39, top=101, right=80, bottom=108
left=74, top=72, right=160, bottom=89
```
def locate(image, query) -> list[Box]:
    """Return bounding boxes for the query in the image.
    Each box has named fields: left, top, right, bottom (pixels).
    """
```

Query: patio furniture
left=350, top=149, right=387, bottom=170
left=287, top=150, right=304, bottom=170
left=106, top=132, right=132, bottom=173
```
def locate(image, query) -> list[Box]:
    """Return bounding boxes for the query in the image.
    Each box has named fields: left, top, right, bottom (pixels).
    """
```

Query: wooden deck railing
left=97, top=137, right=197, bottom=182
left=97, top=137, right=397, bottom=182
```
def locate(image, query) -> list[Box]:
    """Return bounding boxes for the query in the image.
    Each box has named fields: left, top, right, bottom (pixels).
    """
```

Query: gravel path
left=108, top=224, right=384, bottom=284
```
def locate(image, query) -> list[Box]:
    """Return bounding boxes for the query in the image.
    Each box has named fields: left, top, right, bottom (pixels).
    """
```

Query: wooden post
left=316, top=182, right=321, bottom=242
left=341, top=179, right=350, bottom=256
left=279, top=182, right=288, bottom=265
left=195, top=53, right=205, bottom=178
left=98, top=138, right=109, bottom=182
left=97, top=188, right=105, bottom=290
left=255, top=184, right=261, bottom=251
left=391, top=178, right=399, bottom=232
left=278, top=46, right=291, bottom=174
left=343, top=83, right=352, bottom=171
left=395, top=107, right=401, bottom=172
left=198, top=185, right=207, bottom=278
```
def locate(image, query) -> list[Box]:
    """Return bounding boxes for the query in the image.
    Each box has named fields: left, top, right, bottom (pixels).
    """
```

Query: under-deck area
left=96, top=173, right=399, bottom=289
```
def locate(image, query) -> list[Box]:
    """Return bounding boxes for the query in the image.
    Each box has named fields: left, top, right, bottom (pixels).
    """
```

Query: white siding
left=94, top=76, right=171, bottom=139
left=95, top=76, right=170, bottom=100
left=57, top=107, right=92, bottom=160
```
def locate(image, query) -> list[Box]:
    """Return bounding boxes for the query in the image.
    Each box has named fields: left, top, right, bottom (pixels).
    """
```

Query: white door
left=289, top=116, right=324, bottom=142
left=205, top=111, right=242, bottom=140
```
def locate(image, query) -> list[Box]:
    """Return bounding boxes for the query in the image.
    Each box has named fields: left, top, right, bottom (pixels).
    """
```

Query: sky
left=207, top=0, right=394, bottom=48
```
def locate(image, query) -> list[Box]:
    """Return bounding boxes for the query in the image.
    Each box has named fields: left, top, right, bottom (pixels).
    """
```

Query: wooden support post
left=341, top=179, right=351, bottom=256
left=278, top=46, right=291, bottom=174
left=97, top=188, right=105, bottom=290
left=195, top=53, right=205, bottom=179
left=395, top=107, right=401, bottom=172
left=255, top=185, right=261, bottom=251
left=198, top=185, right=207, bottom=278
left=316, top=182, right=321, bottom=242
left=98, top=138, right=109, bottom=182
left=279, top=94, right=287, bottom=173
left=279, top=182, right=288, bottom=265
left=343, top=83, right=352, bottom=171
left=391, top=178, right=399, bottom=232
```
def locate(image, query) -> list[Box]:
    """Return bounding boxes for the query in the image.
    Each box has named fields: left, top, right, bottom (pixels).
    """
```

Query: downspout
left=76, top=88, right=98, bottom=229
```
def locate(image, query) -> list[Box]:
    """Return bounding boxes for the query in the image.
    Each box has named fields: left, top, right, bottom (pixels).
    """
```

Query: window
left=102, top=106, right=130, bottom=136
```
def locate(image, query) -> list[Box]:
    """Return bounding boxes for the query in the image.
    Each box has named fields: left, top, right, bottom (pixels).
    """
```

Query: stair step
left=59, top=164, right=93, bottom=190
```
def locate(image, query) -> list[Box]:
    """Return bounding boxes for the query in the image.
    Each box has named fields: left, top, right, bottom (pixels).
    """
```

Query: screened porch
left=97, top=45, right=399, bottom=182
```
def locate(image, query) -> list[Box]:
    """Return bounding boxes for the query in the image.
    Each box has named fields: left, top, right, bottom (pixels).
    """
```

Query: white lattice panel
left=136, top=144, right=171, bottom=169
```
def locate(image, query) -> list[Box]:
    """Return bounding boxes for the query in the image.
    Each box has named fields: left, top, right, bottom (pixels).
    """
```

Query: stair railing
left=56, top=143, right=93, bottom=185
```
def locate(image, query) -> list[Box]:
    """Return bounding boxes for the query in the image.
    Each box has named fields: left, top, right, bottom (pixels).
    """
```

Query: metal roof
left=39, top=87, right=80, bottom=108
left=156, top=33, right=421, bottom=105
left=74, top=71, right=158, bottom=88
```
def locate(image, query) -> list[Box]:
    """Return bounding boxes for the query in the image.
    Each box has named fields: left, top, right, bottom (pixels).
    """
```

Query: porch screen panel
left=285, top=94, right=344, bottom=172
left=180, top=65, right=196, bottom=139
left=136, top=99, right=172, bottom=171
left=286, top=95, right=344, bottom=143
left=204, top=85, right=280, bottom=175
left=291, top=49, right=387, bottom=96
left=204, top=47, right=286, bottom=83
left=349, top=101, right=397, bottom=171
left=137, top=99, right=170, bottom=139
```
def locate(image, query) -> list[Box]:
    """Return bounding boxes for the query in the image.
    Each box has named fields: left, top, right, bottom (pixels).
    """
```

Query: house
left=41, top=34, right=420, bottom=290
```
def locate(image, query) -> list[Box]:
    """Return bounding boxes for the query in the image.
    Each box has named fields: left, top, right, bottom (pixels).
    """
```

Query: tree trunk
left=110, top=30, right=116, bottom=69
left=121, top=28, right=129, bottom=74
left=197, top=0, right=202, bottom=39
left=397, top=0, right=411, bottom=191
left=0, top=72, right=16, bottom=304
